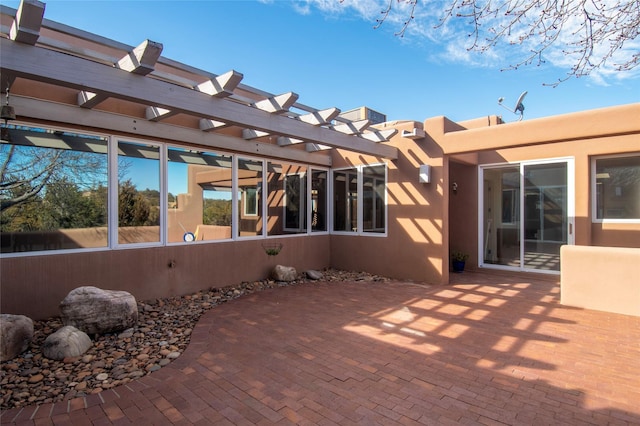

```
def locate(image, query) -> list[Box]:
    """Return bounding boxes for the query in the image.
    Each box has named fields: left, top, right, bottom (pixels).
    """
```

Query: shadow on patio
left=3, top=271, right=639, bottom=424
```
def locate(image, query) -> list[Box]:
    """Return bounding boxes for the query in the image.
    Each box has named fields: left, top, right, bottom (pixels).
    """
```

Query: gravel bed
left=0, top=269, right=390, bottom=410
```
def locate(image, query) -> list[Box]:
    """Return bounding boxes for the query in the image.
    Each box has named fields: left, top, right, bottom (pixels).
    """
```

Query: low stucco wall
left=560, top=245, right=640, bottom=317
left=0, top=235, right=330, bottom=320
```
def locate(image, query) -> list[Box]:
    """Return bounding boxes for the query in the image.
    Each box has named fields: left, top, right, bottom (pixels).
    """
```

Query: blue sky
left=2, top=0, right=639, bottom=123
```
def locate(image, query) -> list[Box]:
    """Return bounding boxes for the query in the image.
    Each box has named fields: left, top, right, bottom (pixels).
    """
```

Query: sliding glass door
left=481, top=159, right=573, bottom=272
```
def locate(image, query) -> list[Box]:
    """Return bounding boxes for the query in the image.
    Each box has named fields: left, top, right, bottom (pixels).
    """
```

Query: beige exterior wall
left=561, top=245, right=640, bottom=316
left=330, top=121, right=449, bottom=284
left=0, top=236, right=330, bottom=319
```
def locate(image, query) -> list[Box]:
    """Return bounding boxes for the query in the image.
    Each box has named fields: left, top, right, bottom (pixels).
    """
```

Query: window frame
left=331, top=163, right=387, bottom=237
left=591, top=153, right=640, bottom=224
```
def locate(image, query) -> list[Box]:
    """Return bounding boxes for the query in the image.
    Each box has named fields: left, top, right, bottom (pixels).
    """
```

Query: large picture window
left=167, top=147, right=233, bottom=243
left=116, top=140, right=161, bottom=245
left=2, top=123, right=384, bottom=256
left=1, top=125, right=108, bottom=253
left=593, top=154, right=640, bottom=222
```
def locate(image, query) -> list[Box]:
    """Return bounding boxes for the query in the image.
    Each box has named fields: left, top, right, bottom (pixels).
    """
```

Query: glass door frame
left=478, top=157, right=575, bottom=274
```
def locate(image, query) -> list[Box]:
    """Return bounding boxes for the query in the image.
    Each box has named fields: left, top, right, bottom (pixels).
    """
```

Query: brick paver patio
left=2, top=271, right=639, bottom=425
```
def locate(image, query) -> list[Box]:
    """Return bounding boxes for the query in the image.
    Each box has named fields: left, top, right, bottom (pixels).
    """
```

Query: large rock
left=42, top=326, right=92, bottom=360
left=0, top=314, right=34, bottom=362
left=272, top=265, right=297, bottom=282
left=60, top=286, right=138, bottom=335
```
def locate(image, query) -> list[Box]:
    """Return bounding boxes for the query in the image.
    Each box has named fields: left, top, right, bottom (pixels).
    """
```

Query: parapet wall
left=560, top=245, right=640, bottom=317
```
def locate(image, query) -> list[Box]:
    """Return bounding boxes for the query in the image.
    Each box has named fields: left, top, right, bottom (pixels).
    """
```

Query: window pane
left=167, top=147, right=232, bottom=242
left=311, top=169, right=328, bottom=232
left=363, top=165, right=386, bottom=233
left=118, top=141, right=160, bottom=244
left=333, top=168, right=357, bottom=232
left=596, top=155, right=640, bottom=220
left=1, top=125, right=108, bottom=253
left=267, top=162, right=307, bottom=235
left=238, top=158, right=263, bottom=237
left=483, top=166, right=521, bottom=267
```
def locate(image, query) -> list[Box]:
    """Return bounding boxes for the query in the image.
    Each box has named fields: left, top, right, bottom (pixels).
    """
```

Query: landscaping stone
left=42, top=326, right=92, bottom=361
left=60, top=286, right=138, bottom=335
left=0, top=314, right=34, bottom=362
left=306, top=269, right=323, bottom=280
left=0, top=269, right=390, bottom=410
left=272, top=265, right=297, bottom=282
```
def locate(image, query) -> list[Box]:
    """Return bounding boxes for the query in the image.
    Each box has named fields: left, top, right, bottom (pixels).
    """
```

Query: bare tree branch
left=370, top=0, right=639, bottom=84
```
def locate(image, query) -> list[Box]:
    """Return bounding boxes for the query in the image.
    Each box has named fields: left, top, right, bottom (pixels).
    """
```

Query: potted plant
left=451, top=250, right=469, bottom=273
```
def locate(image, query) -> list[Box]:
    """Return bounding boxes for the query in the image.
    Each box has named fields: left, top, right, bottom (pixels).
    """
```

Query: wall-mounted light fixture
left=419, top=165, right=431, bottom=183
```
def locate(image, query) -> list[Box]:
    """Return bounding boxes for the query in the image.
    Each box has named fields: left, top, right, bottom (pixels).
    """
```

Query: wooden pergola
left=0, top=0, right=398, bottom=167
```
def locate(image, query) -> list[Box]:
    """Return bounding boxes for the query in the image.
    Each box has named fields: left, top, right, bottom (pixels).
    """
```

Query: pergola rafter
left=0, top=2, right=398, bottom=162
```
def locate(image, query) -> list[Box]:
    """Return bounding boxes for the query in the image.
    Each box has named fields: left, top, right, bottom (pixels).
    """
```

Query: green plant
left=262, top=242, right=282, bottom=256
left=451, top=251, right=469, bottom=262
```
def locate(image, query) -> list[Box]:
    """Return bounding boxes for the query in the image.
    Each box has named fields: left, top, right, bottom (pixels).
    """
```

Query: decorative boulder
left=42, top=326, right=92, bottom=360
left=0, top=314, right=34, bottom=362
left=306, top=270, right=323, bottom=281
left=272, top=265, right=297, bottom=282
left=60, top=286, right=138, bottom=335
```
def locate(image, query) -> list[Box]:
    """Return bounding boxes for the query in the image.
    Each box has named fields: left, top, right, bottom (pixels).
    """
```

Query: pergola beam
left=332, top=119, right=370, bottom=135
left=199, top=118, right=228, bottom=131
left=242, top=129, right=269, bottom=140
left=145, top=106, right=179, bottom=122
left=11, top=95, right=333, bottom=166
left=298, top=107, right=341, bottom=126
left=253, top=92, right=299, bottom=114
left=0, top=38, right=397, bottom=159
left=196, top=70, right=243, bottom=98
left=9, top=0, right=44, bottom=45
left=361, top=128, right=398, bottom=142
left=77, top=91, right=107, bottom=109
left=277, top=137, right=304, bottom=146
left=117, top=39, right=163, bottom=76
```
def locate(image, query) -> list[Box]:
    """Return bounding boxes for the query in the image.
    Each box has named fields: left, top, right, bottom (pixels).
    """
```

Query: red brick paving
left=2, top=271, right=640, bottom=425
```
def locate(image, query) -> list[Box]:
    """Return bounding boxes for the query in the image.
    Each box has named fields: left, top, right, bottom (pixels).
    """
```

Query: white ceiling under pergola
left=0, top=1, right=398, bottom=167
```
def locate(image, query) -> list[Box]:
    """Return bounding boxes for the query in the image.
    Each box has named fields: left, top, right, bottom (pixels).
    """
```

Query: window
left=167, top=147, right=232, bottom=243
left=333, top=164, right=387, bottom=235
left=593, top=154, right=640, bottom=221
left=1, top=125, right=108, bottom=253
left=311, top=169, right=328, bottom=232
left=333, top=168, right=358, bottom=232
left=117, top=140, right=161, bottom=245
left=238, top=158, right=263, bottom=237
left=266, top=161, right=307, bottom=235
left=362, top=165, right=386, bottom=233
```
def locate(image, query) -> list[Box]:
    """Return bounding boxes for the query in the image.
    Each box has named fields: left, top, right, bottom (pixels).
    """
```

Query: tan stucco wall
left=329, top=122, right=449, bottom=284
left=0, top=236, right=330, bottom=320
left=561, top=245, right=640, bottom=317
left=434, top=104, right=640, bottom=250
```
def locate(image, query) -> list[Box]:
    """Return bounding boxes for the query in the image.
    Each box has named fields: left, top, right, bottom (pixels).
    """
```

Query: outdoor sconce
left=419, top=165, right=431, bottom=183
left=452, top=182, right=458, bottom=194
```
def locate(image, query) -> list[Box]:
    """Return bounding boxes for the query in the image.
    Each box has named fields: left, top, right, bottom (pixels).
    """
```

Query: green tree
left=118, top=180, right=152, bottom=226
left=203, top=199, right=232, bottom=226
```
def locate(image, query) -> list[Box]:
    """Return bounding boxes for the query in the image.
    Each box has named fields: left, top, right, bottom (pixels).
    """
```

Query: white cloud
left=289, top=0, right=639, bottom=85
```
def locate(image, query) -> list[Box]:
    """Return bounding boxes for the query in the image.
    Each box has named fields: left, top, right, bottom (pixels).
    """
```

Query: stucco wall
left=329, top=122, right=449, bottom=284
left=0, top=236, right=330, bottom=320
left=561, top=245, right=640, bottom=317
